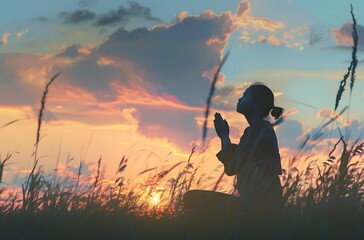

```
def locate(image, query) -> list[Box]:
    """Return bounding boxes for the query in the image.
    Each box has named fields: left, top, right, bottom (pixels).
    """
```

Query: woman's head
left=236, top=83, right=284, bottom=119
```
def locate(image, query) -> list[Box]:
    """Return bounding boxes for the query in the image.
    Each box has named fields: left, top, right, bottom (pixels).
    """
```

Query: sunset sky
left=1, top=0, right=364, bottom=187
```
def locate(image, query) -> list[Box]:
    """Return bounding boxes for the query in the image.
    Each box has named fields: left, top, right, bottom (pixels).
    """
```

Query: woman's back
left=217, top=120, right=281, bottom=183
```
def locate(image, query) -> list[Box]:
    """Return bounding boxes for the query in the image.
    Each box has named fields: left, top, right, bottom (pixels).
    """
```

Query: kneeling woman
left=184, top=83, right=284, bottom=221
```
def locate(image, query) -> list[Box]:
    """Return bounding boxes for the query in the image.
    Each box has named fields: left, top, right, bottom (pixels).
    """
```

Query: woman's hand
left=214, top=112, right=230, bottom=140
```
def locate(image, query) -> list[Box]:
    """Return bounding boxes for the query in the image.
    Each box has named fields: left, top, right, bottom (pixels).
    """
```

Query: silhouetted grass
left=334, top=4, right=358, bottom=112
left=202, top=51, right=230, bottom=147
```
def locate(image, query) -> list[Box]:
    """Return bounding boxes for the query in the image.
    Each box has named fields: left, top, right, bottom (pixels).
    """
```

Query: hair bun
left=271, top=106, right=284, bottom=119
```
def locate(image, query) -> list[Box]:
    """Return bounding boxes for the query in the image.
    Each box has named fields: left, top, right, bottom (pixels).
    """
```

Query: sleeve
left=216, top=127, right=250, bottom=176
left=216, top=143, right=238, bottom=176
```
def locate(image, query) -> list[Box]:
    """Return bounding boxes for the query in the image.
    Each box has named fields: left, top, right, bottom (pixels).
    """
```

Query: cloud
left=274, top=116, right=364, bottom=160
left=248, top=17, right=285, bottom=32
left=58, top=44, right=83, bottom=58
left=0, top=8, right=236, bottom=151
left=78, top=0, right=97, bottom=8
left=176, top=11, right=189, bottom=22
left=84, top=10, right=235, bottom=105
left=0, top=32, right=11, bottom=45
left=276, top=119, right=304, bottom=149
left=60, top=9, right=97, bottom=24
left=317, top=108, right=334, bottom=119
left=0, top=59, right=41, bottom=105
left=0, top=1, right=309, bottom=152
left=211, top=83, right=249, bottom=109
left=0, top=29, right=29, bottom=45
left=251, top=32, right=308, bottom=48
left=55, top=44, right=93, bottom=58
left=332, top=22, right=364, bottom=48
left=16, top=28, right=29, bottom=37
left=232, top=0, right=309, bottom=48
left=308, top=25, right=326, bottom=46
left=95, top=1, right=160, bottom=26
left=253, top=34, right=281, bottom=46
left=59, top=2, right=160, bottom=26
left=33, top=16, right=49, bottom=22
left=56, top=10, right=236, bottom=149
left=0, top=52, right=67, bottom=106
left=290, top=23, right=309, bottom=36
left=307, top=119, right=364, bottom=148
left=233, top=0, right=284, bottom=32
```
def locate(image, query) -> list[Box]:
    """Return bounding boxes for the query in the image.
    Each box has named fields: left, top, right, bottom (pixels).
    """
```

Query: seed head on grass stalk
left=334, top=5, right=358, bottom=112
left=349, top=3, right=359, bottom=96
left=334, top=64, right=352, bottom=112
left=201, top=51, right=230, bottom=148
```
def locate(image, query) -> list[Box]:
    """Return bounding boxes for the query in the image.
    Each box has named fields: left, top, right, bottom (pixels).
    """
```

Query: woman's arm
left=215, top=127, right=250, bottom=176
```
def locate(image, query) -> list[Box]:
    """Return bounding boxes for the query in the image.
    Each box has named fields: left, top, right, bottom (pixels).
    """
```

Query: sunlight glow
left=152, top=195, right=160, bottom=205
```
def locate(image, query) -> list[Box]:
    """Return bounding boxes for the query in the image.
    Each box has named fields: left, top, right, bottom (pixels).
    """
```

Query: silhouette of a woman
left=184, top=82, right=284, bottom=221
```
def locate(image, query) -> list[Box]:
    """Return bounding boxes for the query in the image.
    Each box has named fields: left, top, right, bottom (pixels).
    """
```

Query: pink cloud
left=0, top=32, right=11, bottom=45
left=317, top=108, right=334, bottom=119
left=201, top=65, right=225, bottom=84
left=332, top=22, right=364, bottom=47
left=111, top=81, right=204, bottom=112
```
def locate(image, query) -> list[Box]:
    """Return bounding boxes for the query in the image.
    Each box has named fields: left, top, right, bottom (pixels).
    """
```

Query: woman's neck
left=244, top=113, right=265, bottom=126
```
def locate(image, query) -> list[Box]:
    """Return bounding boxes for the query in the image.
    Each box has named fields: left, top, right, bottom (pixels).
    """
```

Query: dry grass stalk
left=0, top=119, right=27, bottom=130
left=33, top=72, right=61, bottom=165
left=202, top=51, right=230, bottom=147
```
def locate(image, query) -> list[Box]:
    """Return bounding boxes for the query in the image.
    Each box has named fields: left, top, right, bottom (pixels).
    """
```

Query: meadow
left=0, top=5, right=363, bottom=240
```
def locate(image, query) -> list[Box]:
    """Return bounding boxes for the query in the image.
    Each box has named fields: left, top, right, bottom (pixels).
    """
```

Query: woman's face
left=236, top=87, right=257, bottom=115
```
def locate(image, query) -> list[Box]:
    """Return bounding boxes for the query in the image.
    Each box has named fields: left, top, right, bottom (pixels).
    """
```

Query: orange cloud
left=254, top=34, right=281, bottom=46
left=97, top=57, right=117, bottom=67
left=176, top=11, right=189, bottom=21
left=248, top=17, right=285, bottom=32
left=111, top=81, right=204, bottom=112
left=16, top=28, right=29, bottom=37
left=234, top=0, right=284, bottom=32
left=251, top=33, right=308, bottom=48
left=0, top=32, right=11, bottom=45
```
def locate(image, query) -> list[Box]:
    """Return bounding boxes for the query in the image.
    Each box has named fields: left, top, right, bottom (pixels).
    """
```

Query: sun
left=151, top=195, right=160, bottom=205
